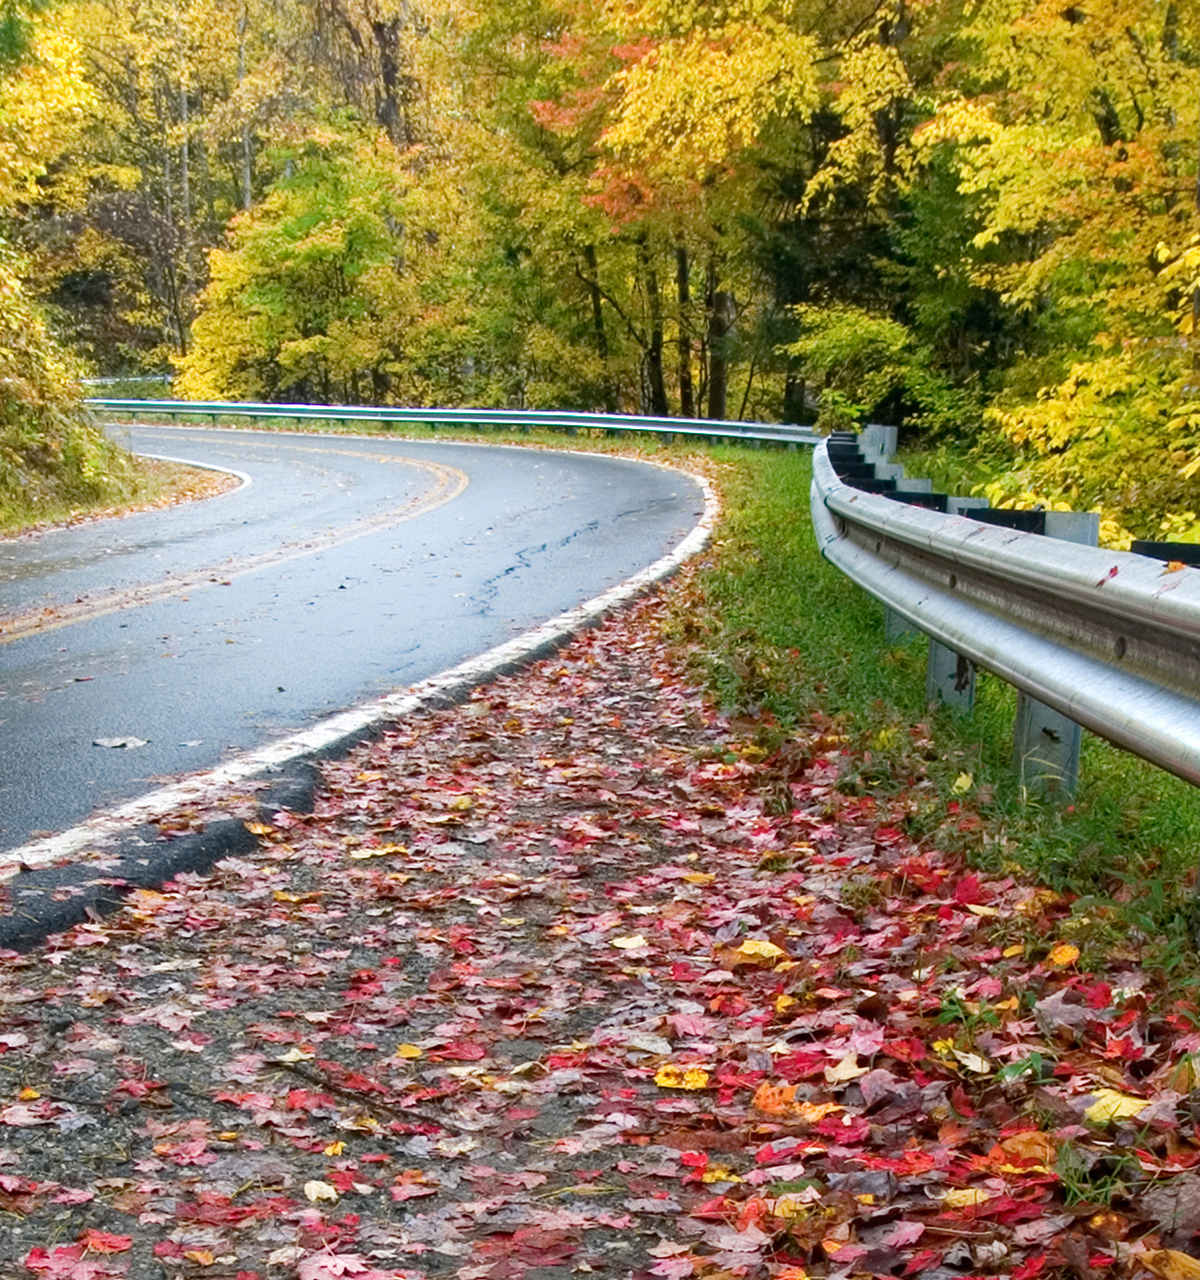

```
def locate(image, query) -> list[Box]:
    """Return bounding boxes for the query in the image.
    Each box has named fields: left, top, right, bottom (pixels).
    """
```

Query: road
left=0, top=425, right=705, bottom=851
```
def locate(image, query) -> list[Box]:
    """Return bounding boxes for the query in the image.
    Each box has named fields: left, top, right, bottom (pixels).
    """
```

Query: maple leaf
left=78, top=1232, right=132, bottom=1254
left=1082, top=1089, right=1148, bottom=1124
left=24, top=1247, right=127, bottom=1280
left=654, top=1065, right=710, bottom=1090
left=1143, top=1250, right=1200, bottom=1280
left=297, top=1255, right=393, bottom=1280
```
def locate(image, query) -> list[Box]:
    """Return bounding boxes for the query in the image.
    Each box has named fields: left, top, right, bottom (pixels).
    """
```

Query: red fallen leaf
left=953, top=873, right=986, bottom=905
left=112, top=1078, right=168, bottom=1098
left=79, top=1231, right=133, bottom=1255
left=904, top=1248, right=944, bottom=1275
left=23, top=1246, right=127, bottom=1280
left=427, top=1040, right=487, bottom=1061
left=880, top=1037, right=927, bottom=1063
left=153, top=1243, right=185, bottom=1259
left=1012, top=1255, right=1048, bottom=1279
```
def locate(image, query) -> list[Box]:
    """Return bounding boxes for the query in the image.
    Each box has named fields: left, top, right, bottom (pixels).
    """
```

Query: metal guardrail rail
left=810, top=438, right=1200, bottom=789
left=87, top=398, right=821, bottom=447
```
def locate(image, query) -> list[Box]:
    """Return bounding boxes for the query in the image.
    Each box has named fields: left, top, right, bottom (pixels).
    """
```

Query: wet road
left=0, top=425, right=705, bottom=851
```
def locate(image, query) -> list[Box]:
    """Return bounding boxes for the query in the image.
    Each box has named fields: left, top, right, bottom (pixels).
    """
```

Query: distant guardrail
left=86, top=398, right=821, bottom=448
left=810, top=434, right=1200, bottom=793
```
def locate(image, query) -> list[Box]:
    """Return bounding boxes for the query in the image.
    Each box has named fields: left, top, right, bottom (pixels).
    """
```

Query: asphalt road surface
left=0, top=424, right=706, bottom=852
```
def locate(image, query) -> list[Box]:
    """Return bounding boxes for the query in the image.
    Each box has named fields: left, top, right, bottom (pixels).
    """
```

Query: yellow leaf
left=1142, top=1249, right=1200, bottom=1280
left=183, top=1251, right=215, bottom=1266
left=655, top=1064, right=710, bottom=1090
left=966, top=903, right=1001, bottom=917
left=951, top=1049, right=992, bottom=1074
left=612, top=935, right=649, bottom=949
left=824, top=1051, right=868, bottom=1083
left=348, top=843, right=407, bottom=859
left=942, top=1187, right=992, bottom=1208
left=701, top=1166, right=744, bottom=1183
left=395, top=1044, right=423, bottom=1059
left=1047, top=943, right=1080, bottom=967
left=776, top=995, right=798, bottom=1014
left=951, top=772, right=973, bottom=794
left=731, top=939, right=787, bottom=962
left=244, top=822, right=274, bottom=836
left=277, top=1047, right=314, bottom=1063
left=683, top=873, right=715, bottom=885
left=304, top=1180, right=339, bottom=1203
left=1003, top=944, right=1024, bottom=958
left=324, top=1141, right=346, bottom=1156
left=1084, top=1088, right=1148, bottom=1124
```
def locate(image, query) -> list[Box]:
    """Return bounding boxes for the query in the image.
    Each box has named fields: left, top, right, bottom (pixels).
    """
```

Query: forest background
left=1, top=0, right=1199, bottom=546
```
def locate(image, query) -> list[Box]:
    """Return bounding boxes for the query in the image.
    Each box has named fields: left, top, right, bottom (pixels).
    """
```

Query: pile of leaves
left=3, top=590, right=1200, bottom=1280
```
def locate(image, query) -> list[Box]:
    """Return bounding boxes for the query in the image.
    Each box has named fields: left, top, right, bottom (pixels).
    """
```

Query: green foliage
left=176, top=133, right=423, bottom=403
left=780, top=304, right=981, bottom=435
left=0, top=249, right=139, bottom=525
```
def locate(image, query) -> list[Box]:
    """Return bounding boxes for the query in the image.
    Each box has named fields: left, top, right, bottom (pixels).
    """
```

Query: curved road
left=0, top=425, right=705, bottom=852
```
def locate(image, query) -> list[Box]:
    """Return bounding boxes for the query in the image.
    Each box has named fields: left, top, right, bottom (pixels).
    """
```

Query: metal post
left=885, top=608, right=918, bottom=642
left=1013, top=511, right=1099, bottom=796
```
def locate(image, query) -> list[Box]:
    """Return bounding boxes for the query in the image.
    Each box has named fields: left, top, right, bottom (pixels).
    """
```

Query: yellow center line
left=0, top=456, right=468, bottom=645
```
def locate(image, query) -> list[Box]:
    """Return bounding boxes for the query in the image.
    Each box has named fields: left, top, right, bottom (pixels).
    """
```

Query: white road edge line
left=136, top=451, right=254, bottom=492
left=0, top=467, right=718, bottom=882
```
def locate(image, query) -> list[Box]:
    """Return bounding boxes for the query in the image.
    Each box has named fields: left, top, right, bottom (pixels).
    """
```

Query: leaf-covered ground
left=2, top=587, right=1200, bottom=1280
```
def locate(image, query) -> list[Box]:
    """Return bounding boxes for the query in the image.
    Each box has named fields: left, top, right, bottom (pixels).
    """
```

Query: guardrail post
left=924, top=497, right=991, bottom=710
left=1013, top=512, right=1100, bottom=796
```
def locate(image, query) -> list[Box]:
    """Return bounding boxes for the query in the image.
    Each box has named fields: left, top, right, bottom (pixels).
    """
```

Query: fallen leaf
left=951, top=1048, right=992, bottom=1074
left=78, top=1232, right=133, bottom=1254
left=612, top=934, right=649, bottom=949
left=824, top=1050, right=868, bottom=1083
left=942, top=1188, right=993, bottom=1208
left=303, top=1180, right=339, bottom=1203
left=1084, top=1089, right=1148, bottom=1124
left=1143, top=1250, right=1200, bottom=1280
left=655, top=1065, right=710, bottom=1090
left=92, top=737, right=147, bottom=749
left=1047, top=943, right=1080, bottom=967
left=729, top=939, right=787, bottom=963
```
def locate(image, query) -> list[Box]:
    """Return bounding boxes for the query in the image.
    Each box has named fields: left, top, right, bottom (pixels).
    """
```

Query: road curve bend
left=0, top=425, right=708, bottom=854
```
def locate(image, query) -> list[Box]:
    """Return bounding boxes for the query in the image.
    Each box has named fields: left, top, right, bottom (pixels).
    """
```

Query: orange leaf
left=80, top=1231, right=133, bottom=1254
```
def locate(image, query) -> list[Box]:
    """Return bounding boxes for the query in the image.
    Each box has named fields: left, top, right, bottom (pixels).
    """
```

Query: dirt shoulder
left=0, top=584, right=1195, bottom=1280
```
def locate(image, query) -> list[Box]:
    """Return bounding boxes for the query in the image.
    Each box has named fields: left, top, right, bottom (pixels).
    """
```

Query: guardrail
left=87, top=398, right=821, bottom=448
left=810, top=437, right=1200, bottom=793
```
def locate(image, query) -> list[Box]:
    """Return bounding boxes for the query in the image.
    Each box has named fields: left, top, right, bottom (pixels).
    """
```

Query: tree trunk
left=238, top=9, right=253, bottom=209
left=639, top=235, right=669, bottom=417
left=706, top=255, right=733, bottom=420
left=675, top=237, right=695, bottom=418
left=582, top=243, right=618, bottom=413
